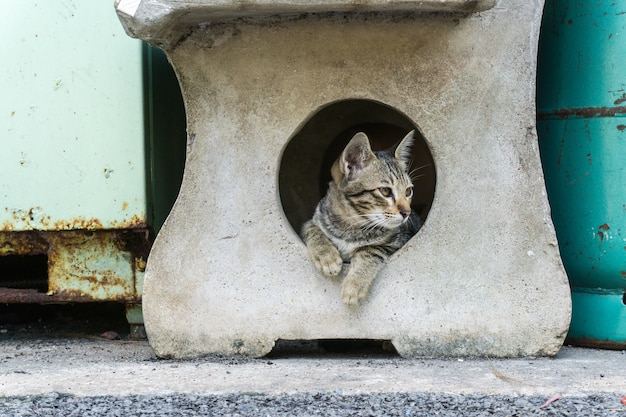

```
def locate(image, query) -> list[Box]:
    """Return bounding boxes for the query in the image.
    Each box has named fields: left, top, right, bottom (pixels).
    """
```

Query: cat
left=302, top=130, right=422, bottom=307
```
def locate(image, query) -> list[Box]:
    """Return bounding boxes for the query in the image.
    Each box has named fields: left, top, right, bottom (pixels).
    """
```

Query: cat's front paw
left=341, top=275, right=372, bottom=307
left=309, top=245, right=343, bottom=278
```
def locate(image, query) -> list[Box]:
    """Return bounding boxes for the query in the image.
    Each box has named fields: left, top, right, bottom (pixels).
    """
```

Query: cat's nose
left=400, top=208, right=411, bottom=219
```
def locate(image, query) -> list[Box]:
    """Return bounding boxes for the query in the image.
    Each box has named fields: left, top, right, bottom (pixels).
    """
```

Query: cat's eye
left=406, top=187, right=414, bottom=198
left=378, top=187, right=392, bottom=197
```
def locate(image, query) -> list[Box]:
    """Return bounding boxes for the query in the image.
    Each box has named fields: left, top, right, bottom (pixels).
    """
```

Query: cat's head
left=331, top=130, right=416, bottom=230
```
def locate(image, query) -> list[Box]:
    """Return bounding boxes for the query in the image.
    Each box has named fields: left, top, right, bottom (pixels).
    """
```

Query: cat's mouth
left=388, top=217, right=409, bottom=228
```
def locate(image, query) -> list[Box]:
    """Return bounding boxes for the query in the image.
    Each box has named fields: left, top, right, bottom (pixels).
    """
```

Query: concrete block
left=116, top=0, right=571, bottom=358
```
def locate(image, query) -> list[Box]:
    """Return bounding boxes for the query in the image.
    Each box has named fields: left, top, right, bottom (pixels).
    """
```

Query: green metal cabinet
left=537, top=0, right=626, bottom=348
left=1, top=1, right=185, bottom=333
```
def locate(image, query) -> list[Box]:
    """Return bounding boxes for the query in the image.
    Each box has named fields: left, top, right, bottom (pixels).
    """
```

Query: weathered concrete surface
left=2, top=341, right=625, bottom=397
left=116, top=0, right=571, bottom=358
left=115, top=0, right=497, bottom=48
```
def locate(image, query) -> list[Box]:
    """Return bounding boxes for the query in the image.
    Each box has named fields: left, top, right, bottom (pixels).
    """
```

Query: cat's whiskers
left=410, top=173, right=426, bottom=183
left=409, top=164, right=431, bottom=182
left=343, top=214, right=382, bottom=232
left=406, top=215, right=417, bottom=229
left=344, top=214, right=372, bottom=225
left=409, top=163, right=431, bottom=173
left=361, top=214, right=392, bottom=232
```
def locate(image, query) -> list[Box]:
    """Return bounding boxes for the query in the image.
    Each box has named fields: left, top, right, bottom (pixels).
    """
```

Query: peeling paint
left=0, top=231, right=48, bottom=256
left=0, top=229, right=151, bottom=303
left=1, top=208, right=147, bottom=231
left=110, top=214, right=148, bottom=229
left=567, top=337, right=626, bottom=351
left=52, top=217, right=104, bottom=230
left=537, top=105, right=626, bottom=120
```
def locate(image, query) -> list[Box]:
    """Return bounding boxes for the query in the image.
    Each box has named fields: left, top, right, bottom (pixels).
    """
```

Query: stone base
left=117, top=0, right=571, bottom=358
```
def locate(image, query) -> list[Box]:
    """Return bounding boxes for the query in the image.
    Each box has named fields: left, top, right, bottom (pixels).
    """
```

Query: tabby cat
left=302, top=130, right=422, bottom=307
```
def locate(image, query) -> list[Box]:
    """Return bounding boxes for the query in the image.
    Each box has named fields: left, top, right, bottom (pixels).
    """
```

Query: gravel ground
left=2, top=304, right=626, bottom=416
left=1, top=392, right=625, bottom=416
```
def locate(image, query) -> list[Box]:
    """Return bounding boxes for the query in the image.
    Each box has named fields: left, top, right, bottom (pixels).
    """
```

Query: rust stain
left=0, top=231, right=48, bottom=255
left=46, top=231, right=133, bottom=297
left=0, top=229, right=152, bottom=304
left=618, top=124, right=626, bottom=131
left=597, top=224, right=610, bottom=241
left=0, top=287, right=140, bottom=303
left=3, top=206, right=146, bottom=231
left=109, top=214, right=148, bottom=229
left=114, top=229, right=152, bottom=261
left=615, top=94, right=626, bottom=106
left=1, top=222, right=15, bottom=232
left=9, top=207, right=45, bottom=225
left=52, top=217, right=104, bottom=230
left=621, top=271, right=626, bottom=279
left=49, top=273, right=127, bottom=291
left=567, top=336, right=626, bottom=351
left=135, top=258, right=147, bottom=272
left=537, top=105, right=626, bottom=120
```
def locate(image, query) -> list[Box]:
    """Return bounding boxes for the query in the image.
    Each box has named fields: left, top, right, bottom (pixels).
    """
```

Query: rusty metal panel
left=47, top=232, right=135, bottom=301
left=0, top=230, right=149, bottom=304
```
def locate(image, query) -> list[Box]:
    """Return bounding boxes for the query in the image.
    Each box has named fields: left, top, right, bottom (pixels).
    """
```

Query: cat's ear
left=393, top=130, right=415, bottom=170
left=340, top=132, right=376, bottom=181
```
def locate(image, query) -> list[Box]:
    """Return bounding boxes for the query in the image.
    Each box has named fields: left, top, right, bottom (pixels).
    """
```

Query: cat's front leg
left=341, top=247, right=387, bottom=307
left=301, top=221, right=343, bottom=278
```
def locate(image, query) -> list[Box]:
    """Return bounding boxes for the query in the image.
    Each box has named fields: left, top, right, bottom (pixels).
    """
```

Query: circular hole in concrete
left=279, top=99, right=436, bottom=237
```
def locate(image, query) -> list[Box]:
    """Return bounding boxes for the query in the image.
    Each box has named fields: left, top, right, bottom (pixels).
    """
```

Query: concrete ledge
left=115, top=0, right=497, bottom=48
left=1, top=341, right=624, bottom=397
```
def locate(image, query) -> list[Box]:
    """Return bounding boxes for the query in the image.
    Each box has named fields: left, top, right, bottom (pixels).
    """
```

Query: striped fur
left=302, top=130, right=422, bottom=307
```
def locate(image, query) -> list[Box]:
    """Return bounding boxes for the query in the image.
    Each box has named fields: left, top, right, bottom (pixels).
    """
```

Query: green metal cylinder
left=537, top=0, right=626, bottom=348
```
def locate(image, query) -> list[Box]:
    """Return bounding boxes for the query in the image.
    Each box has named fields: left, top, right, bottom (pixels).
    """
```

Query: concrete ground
left=0, top=305, right=625, bottom=405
